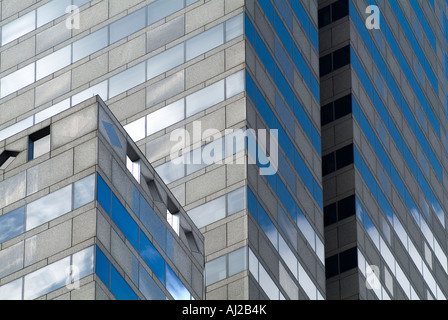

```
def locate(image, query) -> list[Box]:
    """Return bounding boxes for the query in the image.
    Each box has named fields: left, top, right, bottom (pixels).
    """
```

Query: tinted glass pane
left=97, top=174, right=111, bottom=214
left=332, top=0, right=349, bottom=22
left=335, top=144, right=353, bottom=169
left=334, top=94, right=352, bottom=119
left=324, top=203, right=337, bottom=227
left=322, top=152, right=335, bottom=176
left=337, top=194, right=355, bottom=221
left=72, top=81, right=108, bottom=105
left=147, top=99, right=185, bottom=136
left=227, top=187, right=246, bottom=215
left=147, top=43, right=185, bottom=80
left=2, top=11, right=35, bottom=45
left=318, top=6, right=331, bottom=28
left=95, top=247, right=110, bottom=287
left=36, top=45, right=71, bottom=80
left=319, top=54, right=332, bottom=77
left=186, top=80, right=225, bottom=117
left=148, top=0, right=184, bottom=25
left=205, top=255, right=226, bottom=286
left=166, top=266, right=190, bottom=300
left=73, top=27, right=108, bottom=62
left=26, top=185, right=72, bottom=231
left=0, top=207, right=25, bottom=243
left=325, top=254, right=339, bottom=278
left=155, top=160, right=185, bottom=184
left=228, top=247, right=247, bottom=276
left=37, top=0, right=71, bottom=27
left=140, top=232, right=166, bottom=284
left=188, top=196, right=226, bottom=229
left=332, top=45, right=350, bottom=71
left=1, top=63, right=35, bottom=98
left=110, top=8, right=146, bottom=44
left=109, top=62, right=146, bottom=98
left=0, top=278, right=22, bottom=300
left=74, top=174, right=95, bottom=209
left=339, top=247, right=358, bottom=273
left=225, top=13, right=244, bottom=42
left=110, top=266, right=138, bottom=300
left=111, top=195, right=139, bottom=250
left=186, top=24, right=224, bottom=60
left=72, top=246, right=94, bottom=280
left=139, top=266, right=165, bottom=300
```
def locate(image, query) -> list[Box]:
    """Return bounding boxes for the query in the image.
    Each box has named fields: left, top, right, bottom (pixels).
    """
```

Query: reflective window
left=72, top=246, right=95, bottom=280
left=226, top=70, right=245, bottom=99
left=36, top=46, right=71, bottom=80
left=110, top=266, right=139, bottom=300
left=72, top=81, right=108, bottom=105
left=166, top=266, right=190, bottom=300
left=139, top=266, right=166, bottom=300
left=259, top=262, right=279, bottom=300
left=110, top=8, right=146, bottom=44
left=2, top=11, right=36, bottom=45
left=225, top=14, right=244, bottom=42
left=0, top=278, right=22, bottom=300
left=97, top=174, right=111, bottom=214
left=24, top=256, right=69, bottom=300
left=125, top=118, right=146, bottom=142
left=1, top=63, right=35, bottom=98
left=26, top=185, right=72, bottom=231
left=95, top=246, right=110, bottom=287
left=140, top=232, right=166, bottom=284
left=228, top=247, right=247, bottom=277
left=147, top=99, right=185, bottom=136
left=72, top=27, right=108, bottom=62
left=111, top=195, right=139, bottom=250
left=37, top=0, right=71, bottom=27
left=109, top=62, right=146, bottom=98
left=186, top=80, right=224, bottom=117
left=188, top=196, right=226, bottom=229
left=35, top=99, right=71, bottom=124
left=205, top=255, right=226, bottom=286
left=74, top=174, right=95, bottom=209
left=147, top=43, right=185, bottom=80
left=148, top=0, right=184, bottom=26
left=0, top=171, right=26, bottom=209
left=186, top=24, right=224, bottom=60
left=227, top=187, right=246, bottom=215
left=0, top=242, right=24, bottom=279
left=0, top=206, right=25, bottom=244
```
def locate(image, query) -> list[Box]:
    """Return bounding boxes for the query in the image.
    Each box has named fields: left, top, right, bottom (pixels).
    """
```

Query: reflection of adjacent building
left=0, top=96, right=204, bottom=300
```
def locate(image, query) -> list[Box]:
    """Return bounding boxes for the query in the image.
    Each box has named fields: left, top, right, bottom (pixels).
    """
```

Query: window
left=28, top=127, right=51, bottom=161
left=167, top=198, right=180, bottom=235
left=318, top=0, right=349, bottom=29
left=322, top=152, right=335, bottom=176
left=322, top=144, right=353, bottom=176
left=0, top=151, right=19, bottom=170
left=324, top=202, right=337, bottom=227
left=318, top=6, right=331, bottom=28
left=321, top=94, right=352, bottom=126
left=325, top=246, right=358, bottom=279
left=324, top=194, right=356, bottom=227
left=126, top=144, right=141, bottom=183
left=319, top=45, right=350, bottom=77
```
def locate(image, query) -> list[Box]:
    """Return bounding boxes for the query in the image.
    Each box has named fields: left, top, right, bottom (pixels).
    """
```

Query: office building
left=320, top=0, right=448, bottom=299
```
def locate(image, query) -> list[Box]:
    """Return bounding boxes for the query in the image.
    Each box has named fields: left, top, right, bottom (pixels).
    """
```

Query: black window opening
left=319, top=45, right=351, bottom=77
left=321, top=94, right=352, bottom=126
left=322, top=144, right=354, bottom=176
left=325, top=246, right=358, bottom=279
left=324, top=194, right=356, bottom=227
left=318, top=0, right=349, bottom=29
left=0, top=150, right=20, bottom=170
left=28, top=126, right=51, bottom=161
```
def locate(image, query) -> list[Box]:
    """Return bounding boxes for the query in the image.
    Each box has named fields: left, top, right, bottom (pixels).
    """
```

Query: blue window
left=247, top=187, right=258, bottom=218
left=166, top=266, right=191, bottom=300
left=277, top=179, right=296, bottom=220
left=97, top=174, right=111, bottom=214
left=0, top=206, right=25, bottom=244
left=111, top=266, right=139, bottom=300
left=95, top=247, right=110, bottom=287
left=111, top=194, right=139, bottom=250
left=140, top=231, right=166, bottom=285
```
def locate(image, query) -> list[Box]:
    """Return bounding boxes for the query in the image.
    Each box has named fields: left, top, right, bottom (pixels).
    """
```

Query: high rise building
left=0, top=0, right=325, bottom=300
left=320, top=0, right=448, bottom=300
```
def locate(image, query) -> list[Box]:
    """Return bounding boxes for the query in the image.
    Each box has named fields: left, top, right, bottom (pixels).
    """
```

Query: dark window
left=319, top=54, right=332, bottom=77
left=322, top=152, right=336, bottom=176
left=339, top=247, right=358, bottom=273
left=318, top=6, right=331, bottom=28
left=0, top=150, right=19, bottom=170
left=332, top=45, right=350, bottom=70
left=324, top=203, right=337, bottom=227
left=325, top=254, right=339, bottom=278
left=28, top=126, right=50, bottom=161
left=321, top=102, right=334, bottom=126
left=334, top=94, right=352, bottom=119
left=335, top=144, right=353, bottom=170
left=332, top=0, right=349, bottom=22
left=337, top=194, right=356, bottom=221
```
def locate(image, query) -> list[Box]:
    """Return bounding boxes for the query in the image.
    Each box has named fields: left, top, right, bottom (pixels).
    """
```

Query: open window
left=0, top=150, right=20, bottom=170
left=126, top=143, right=141, bottom=183
left=28, top=126, right=50, bottom=161
left=167, top=197, right=180, bottom=235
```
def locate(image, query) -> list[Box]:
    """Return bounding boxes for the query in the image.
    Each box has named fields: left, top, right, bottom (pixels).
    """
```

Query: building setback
left=319, top=0, right=448, bottom=299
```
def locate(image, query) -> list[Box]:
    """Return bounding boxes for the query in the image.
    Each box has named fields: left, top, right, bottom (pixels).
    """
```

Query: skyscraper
left=0, top=0, right=324, bottom=300
left=320, top=0, right=448, bottom=300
